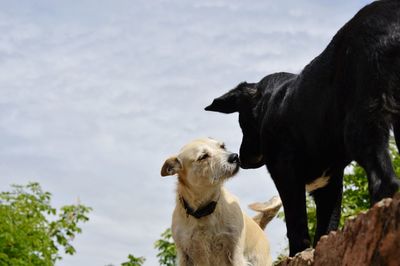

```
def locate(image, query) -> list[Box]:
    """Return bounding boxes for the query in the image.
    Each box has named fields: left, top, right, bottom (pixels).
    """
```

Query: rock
left=276, top=193, right=400, bottom=266
left=314, top=193, right=400, bottom=266
left=275, top=249, right=314, bottom=266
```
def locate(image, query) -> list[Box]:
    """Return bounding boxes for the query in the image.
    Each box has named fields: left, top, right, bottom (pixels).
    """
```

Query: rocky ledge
left=277, top=192, right=400, bottom=266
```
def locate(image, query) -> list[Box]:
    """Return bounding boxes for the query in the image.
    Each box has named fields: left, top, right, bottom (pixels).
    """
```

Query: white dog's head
left=161, top=138, right=240, bottom=188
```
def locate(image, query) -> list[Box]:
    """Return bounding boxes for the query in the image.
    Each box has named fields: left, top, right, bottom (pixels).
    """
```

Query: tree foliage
left=120, top=254, right=146, bottom=266
left=154, top=228, right=177, bottom=266
left=107, top=228, right=176, bottom=266
left=106, top=254, right=146, bottom=266
left=0, top=182, right=91, bottom=266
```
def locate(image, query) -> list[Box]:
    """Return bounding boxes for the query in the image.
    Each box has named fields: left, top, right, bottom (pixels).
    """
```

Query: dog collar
left=180, top=196, right=218, bottom=219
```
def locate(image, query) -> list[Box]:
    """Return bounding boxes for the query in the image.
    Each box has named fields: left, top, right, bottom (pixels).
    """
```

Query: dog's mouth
left=223, top=162, right=240, bottom=180
left=232, top=163, right=240, bottom=175
left=239, top=155, right=265, bottom=169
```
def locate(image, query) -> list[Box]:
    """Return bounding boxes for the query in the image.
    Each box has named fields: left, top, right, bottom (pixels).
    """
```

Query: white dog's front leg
left=232, top=258, right=247, bottom=266
left=177, top=248, right=193, bottom=266
left=230, top=246, right=247, bottom=266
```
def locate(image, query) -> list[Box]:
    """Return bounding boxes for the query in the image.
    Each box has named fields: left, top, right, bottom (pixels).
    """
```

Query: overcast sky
left=0, top=0, right=372, bottom=265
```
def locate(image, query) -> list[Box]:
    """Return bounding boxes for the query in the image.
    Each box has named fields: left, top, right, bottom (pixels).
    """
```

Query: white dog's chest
left=175, top=221, right=243, bottom=264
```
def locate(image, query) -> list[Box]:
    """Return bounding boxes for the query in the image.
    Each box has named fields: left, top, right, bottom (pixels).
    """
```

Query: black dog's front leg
left=270, top=165, right=311, bottom=256
left=279, top=179, right=310, bottom=256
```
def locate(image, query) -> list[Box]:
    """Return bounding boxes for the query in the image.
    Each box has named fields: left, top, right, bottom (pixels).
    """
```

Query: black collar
left=180, top=196, right=218, bottom=219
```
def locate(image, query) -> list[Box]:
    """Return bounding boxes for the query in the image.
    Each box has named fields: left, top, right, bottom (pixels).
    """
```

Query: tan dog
left=161, top=138, right=281, bottom=266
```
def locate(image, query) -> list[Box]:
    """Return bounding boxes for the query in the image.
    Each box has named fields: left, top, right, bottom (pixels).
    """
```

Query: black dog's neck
left=179, top=195, right=219, bottom=219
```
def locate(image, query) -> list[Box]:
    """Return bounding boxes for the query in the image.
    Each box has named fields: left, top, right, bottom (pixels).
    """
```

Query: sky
left=0, top=0, right=372, bottom=265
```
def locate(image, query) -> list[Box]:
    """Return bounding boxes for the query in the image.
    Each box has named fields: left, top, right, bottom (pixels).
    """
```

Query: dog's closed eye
left=197, top=153, right=210, bottom=161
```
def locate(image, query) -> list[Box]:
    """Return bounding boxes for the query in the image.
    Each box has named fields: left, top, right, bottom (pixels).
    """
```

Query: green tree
left=154, top=228, right=177, bottom=266
left=0, top=182, right=91, bottom=266
left=120, top=254, right=146, bottom=266
left=105, top=254, right=146, bottom=266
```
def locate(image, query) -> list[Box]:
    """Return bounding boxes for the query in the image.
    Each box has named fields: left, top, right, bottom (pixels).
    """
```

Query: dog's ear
left=205, top=90, right=238, bottom=114
left=205, top=82, right=257, bottom=113
left=161, top=156, right=182, bottom=176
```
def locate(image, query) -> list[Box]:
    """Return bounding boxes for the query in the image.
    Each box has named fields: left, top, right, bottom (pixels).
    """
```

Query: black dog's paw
left=372, top=178, right=400, bottom=204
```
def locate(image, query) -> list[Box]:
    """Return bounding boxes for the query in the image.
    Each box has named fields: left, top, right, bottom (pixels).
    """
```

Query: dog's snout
left=228, top=153, right=239, bottom=164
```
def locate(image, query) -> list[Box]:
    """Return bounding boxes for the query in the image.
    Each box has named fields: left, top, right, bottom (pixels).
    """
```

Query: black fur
left=205, top=0, right=400, bottom=256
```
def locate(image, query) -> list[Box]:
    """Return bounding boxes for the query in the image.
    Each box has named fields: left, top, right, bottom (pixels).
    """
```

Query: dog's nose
left=228, top=153, right=239, bottom=164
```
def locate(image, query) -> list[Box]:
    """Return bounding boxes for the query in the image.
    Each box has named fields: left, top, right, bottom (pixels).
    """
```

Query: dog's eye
left=220, top=143, right=226, bottom=150
left=198, top=153, right=209, bottom=161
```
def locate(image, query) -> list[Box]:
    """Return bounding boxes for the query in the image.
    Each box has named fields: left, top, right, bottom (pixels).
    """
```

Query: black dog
left=205, top=0, right=400, bottom=257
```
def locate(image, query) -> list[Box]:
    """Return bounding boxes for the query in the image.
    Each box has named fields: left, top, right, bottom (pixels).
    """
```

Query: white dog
left=161, top=138, right=281, bottom=266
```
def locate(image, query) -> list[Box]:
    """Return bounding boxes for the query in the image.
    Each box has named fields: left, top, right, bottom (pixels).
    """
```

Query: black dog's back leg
left=311, top=169, right=343, bottom=246
left=345, top=112, right=400, bottom=204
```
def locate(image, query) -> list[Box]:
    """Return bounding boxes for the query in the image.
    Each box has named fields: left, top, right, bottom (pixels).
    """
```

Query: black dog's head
left=205, top=82, right=265, bottom=169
